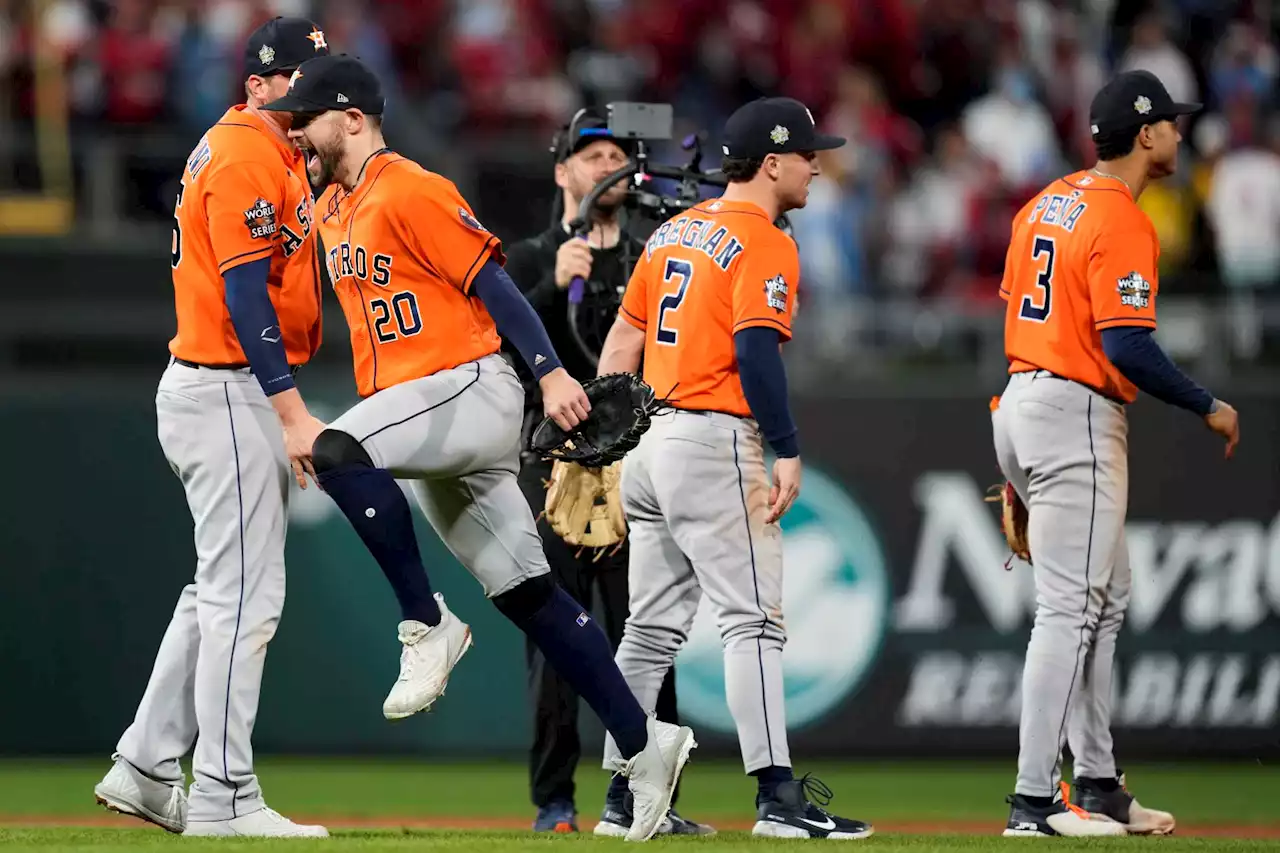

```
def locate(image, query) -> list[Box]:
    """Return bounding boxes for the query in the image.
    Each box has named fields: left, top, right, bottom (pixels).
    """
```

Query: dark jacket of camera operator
left=499, top=109, right=698, bottom=833
left=503, top=126, right=643, bottom=458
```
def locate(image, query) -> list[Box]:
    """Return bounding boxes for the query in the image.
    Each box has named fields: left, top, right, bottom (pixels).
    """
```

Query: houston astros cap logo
left=288, top=68, right=303, bottom=89
left=258, top=44, right=275, bottom=65
left=307, top=27, right=327, bottom=50
left=1134, top=95, right=1152, bottom=115
left=770, top=125, right=790, bottom=145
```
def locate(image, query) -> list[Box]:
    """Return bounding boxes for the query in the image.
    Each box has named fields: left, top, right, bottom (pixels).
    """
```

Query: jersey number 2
left=1019, top=236, right=1055, bottom=323
left=371, top=292, right=423, bottom=343
left=656, top=258, right=694, bottom=346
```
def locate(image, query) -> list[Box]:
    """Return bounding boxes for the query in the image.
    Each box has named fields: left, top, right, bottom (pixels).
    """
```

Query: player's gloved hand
left=283, top=413, right=327, bottom=489
left=766, top=455, right=802, bottom=524
left=540, top=367, right=592, bottom=432
left=1204, top=399, right=1240, bottom=459
left=554, top=237, right=593, bottom=289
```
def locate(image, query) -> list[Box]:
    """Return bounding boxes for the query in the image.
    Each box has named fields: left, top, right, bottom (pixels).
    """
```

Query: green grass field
left=0, top=759, right=1276, bottom=852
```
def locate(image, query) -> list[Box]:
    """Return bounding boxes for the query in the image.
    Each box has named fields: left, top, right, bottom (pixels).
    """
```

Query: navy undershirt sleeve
left=223, top=257, right=295, bottom=397
left=472, top=259, right=564, bottom=380
left=1101, top=326, right=1214, bottom=415
left=734, top=326, right=799, bottom=458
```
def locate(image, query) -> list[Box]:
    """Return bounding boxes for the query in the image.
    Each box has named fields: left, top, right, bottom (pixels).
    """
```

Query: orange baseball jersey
left=168, top=105, right=323, bottom=366
left=620, top=199, right=798, bottom=417
left=315, top=151, right=504, bottom=397
left=1000, top=169, right=1159, bottom=403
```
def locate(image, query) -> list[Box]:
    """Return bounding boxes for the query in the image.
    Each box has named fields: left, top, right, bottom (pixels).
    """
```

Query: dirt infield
left=5, top=814, right=1280, bottom=838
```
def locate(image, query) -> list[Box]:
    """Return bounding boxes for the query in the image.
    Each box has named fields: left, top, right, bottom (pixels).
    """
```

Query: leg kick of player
left=593, top=97, right=872, bottom=840
left=261, top=54, right=694, bottom=842
left=991, top=70, right=1239, bottom=838
left=93, top=17, right=332, bottom=839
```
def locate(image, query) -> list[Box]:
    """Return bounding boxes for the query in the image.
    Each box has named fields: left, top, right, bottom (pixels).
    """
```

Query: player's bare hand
left=766, top=456, right=802, bottom=524
left=554, top=238, right=593, bottom=289
left=540, top=368, right=591, bottom=431
left=283, top=414, right=327, bottom=488
left=1204, top=399, right=1239, bottom=459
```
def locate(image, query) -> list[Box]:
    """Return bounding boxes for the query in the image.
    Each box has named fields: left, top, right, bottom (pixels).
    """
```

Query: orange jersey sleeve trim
left=620, top=305, right=646, bottom=330
left=217, top=245, right=275, bottom=273
left=732, top=315, right=792, bottom=338
left=1095, top=316, right=1158, bottom=331
left=459, top=233, right=501, bottom=294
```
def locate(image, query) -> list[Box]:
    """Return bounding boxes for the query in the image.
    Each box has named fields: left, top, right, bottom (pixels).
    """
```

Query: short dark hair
left=721, top=156, right=764, bottom=182
left=368, top=113, right=383, bottom=131
left=1093, top=125, right=1142, bottom=161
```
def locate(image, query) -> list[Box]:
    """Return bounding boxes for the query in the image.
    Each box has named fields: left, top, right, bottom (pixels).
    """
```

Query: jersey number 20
left=370, top=292, right=423, bottom=343
left=1019, top=236, right=1055, bottom=323
left=656, top=258, right=694, bottom=346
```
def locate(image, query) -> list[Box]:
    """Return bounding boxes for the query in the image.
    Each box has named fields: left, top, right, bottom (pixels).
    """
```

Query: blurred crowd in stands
left=2, top=0, right=1278, bottom=305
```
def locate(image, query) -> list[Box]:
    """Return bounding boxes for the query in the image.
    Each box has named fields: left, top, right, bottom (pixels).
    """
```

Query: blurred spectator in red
left=1040, top=9, right=1106, bottom=168
left=96, top=0, right=174, bottom=124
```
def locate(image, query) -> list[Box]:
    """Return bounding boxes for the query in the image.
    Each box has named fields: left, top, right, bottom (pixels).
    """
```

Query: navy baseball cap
left=552, top=108, right=630, bottom=163
left=722, top=97, right=845, bottom=159
left=1089, top=70, right=1200, bottom=138
left=244, top=16, right=329, bottom=78
left=261, top=54, right=385, bottom=117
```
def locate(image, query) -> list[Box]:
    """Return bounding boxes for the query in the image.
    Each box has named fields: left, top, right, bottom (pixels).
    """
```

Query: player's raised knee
left=491, top=573, right=555, bottom=626
left=311, top=429, right=373, bottom=475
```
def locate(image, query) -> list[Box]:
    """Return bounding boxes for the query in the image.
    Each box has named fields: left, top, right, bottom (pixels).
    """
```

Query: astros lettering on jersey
left=315, top=151, right=504, bottom=397
left=168, top=105, right=323, bottom=366
left=1000, top=170, right=1158, bottom=403
left=620, top=199, right=798, bottom=416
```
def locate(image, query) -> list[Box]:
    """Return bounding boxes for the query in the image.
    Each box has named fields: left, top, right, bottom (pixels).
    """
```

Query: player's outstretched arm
left=223, top=258, right=327, bottom=485
left=596, top=317, right=644, bottom=377
left=1101, top=325, right=1239, bottom=457
left=734, top=326, right=801, bottom=522
left=471, top=259, right=590, bottom=431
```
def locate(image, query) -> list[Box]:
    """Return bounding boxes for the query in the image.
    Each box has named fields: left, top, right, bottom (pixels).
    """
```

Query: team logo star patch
left=770, top=125, right=790, bottom=146
left=288, top=68, right=303, bottom=89
left=763, top=273, right=789, bottom=313
left=307, top=27, right=327, bottom=50
left=1116, top=271, right=1151, bottom=310
left=258, top=44, right=275, bottom=66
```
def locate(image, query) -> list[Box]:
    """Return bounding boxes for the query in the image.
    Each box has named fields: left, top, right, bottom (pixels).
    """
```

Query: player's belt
left=1025, top=369, right=1124, bottom=406
left=172, top=357, right=301, bottom=377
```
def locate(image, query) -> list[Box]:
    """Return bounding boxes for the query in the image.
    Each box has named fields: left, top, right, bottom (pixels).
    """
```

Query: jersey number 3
left=1019, top=236, right=1055, bottom=323
left=656, top=258, right=694, bottom=346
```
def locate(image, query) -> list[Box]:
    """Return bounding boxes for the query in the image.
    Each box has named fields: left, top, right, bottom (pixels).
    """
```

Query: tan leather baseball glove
left=986, top=481, right=1031, bottom=568
left=544, top=459, right=627, bottom=559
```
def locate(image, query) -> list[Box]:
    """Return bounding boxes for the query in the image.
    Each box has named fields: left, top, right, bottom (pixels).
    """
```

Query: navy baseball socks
left=517, top=586, right=649, bottom=759
left=316, top=465, right=442, bottom=627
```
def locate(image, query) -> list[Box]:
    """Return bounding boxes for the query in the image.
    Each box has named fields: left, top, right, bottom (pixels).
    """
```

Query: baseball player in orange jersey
left=995, top=70, right=1239, bottom=838
left=262, top=54, right=694, bottom=842
left=593, top=97, right=873, bottom=840
left=93, top=17, right=331, bottom=839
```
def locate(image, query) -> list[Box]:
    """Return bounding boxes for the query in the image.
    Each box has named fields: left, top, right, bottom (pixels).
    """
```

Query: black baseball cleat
left=1003, top=785, right=1127, bottom=837
left=752, top=775, right=874, bottom=840
left=592, top=793, right=716, bottom=837
left=1071, top=773, right=1176, bottom=835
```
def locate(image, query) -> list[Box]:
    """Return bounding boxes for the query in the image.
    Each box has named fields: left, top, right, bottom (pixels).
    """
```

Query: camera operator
left=504, top=108, right=713, bottom=838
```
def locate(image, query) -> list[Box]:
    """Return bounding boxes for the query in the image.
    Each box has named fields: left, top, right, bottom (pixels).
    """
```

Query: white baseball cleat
left=383, top=593, right=473, bottom=720
left=93, top=755, right=188, bottom=834
left=610, top=715, right=697, bottom=842
left=183, top=806, right=329, bottom=837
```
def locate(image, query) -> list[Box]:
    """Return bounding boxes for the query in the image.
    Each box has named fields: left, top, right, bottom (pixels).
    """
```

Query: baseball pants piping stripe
left=357, top=362, right=481, bottom=444
left=732, top=430, right=775, bottom=767
left=1051, top=395, right=1098, bottom=788
left=221, top=382, right=246, bottom=817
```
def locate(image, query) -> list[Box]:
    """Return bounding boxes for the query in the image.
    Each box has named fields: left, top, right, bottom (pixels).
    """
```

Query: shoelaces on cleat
left=798, top=773, right=837, bottom=815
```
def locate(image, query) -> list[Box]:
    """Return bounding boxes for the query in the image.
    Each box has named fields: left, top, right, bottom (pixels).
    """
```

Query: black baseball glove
left=528, top=373, right=665, bottom=468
